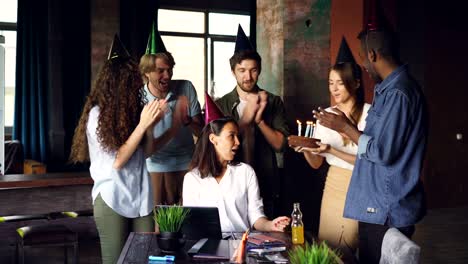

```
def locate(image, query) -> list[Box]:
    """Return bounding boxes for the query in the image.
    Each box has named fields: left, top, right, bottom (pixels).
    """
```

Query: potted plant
left=153, top=206, right=190, bottom=253
left=288, top=241, right=342, bottom=264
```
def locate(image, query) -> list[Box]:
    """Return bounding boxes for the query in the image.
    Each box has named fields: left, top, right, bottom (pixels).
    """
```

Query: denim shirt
left=343, top=65, right=428, bottom=227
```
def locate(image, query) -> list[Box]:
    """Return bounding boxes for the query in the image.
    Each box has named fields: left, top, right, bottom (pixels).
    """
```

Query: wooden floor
left=413, top=206, right=468, bottom=264
left=0, top=206, right=467, bottom=263
left=0, top=217, right=101, bottom=264
left=0, top=238, right=101, bottom=264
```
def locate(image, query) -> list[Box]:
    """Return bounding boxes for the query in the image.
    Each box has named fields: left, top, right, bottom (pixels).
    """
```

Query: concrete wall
left=257, top=0, right=284, bottom=97
left=90, top=0, right=119, bottom=83
left=257, top=0, right=331, bottom=123
left=257, top=0, right=332, bottom=231
left=330, top=0, right=365, bottom=105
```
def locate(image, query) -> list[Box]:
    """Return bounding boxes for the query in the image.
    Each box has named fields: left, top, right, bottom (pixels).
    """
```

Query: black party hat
left=335, top=37, right=356, bottom=65
left=234, top=24, right=254, bottom=53
left=107, top=34, right=130, bottom=60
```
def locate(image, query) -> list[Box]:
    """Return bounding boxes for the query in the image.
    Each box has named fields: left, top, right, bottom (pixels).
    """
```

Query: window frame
left=158, top=7, right=250, bottom=99
left=0, top=21, right=17, bottom=136
left=0, top=22, right=16, bottom=31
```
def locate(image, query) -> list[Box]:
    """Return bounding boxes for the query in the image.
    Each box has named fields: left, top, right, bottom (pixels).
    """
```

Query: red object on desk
left=232, top=229, right=249, bottom=263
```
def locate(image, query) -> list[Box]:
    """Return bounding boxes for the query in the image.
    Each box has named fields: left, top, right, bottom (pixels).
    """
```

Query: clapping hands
left=254, top=91, right=268, bottom=124
left=312, top=107, right=352, bottom=133
left=241, top=91, right=268, bottom=125
left=140, top=99, right=168, bottom=129
left=173, top=95, right=191, bottom=127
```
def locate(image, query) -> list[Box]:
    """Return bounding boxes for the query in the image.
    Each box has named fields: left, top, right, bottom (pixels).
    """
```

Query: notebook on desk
left=156, top=205, right=222, bottom=240
left=247, top=233, right=286, bottom=247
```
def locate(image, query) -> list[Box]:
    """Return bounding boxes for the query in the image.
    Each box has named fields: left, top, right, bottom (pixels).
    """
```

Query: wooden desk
left=118, top=232, right=357, bottom=264
left=117, top=232, right=283, bottom=264
left=0, top=172, right=93, bottom=215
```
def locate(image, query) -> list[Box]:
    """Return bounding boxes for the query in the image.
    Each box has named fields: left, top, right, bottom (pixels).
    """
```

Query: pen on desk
left=148, top=255, right=175, bottom=262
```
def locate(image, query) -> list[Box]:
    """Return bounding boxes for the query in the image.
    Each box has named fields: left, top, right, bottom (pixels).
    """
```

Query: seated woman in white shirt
left=183, top=117, right=290, bottom=232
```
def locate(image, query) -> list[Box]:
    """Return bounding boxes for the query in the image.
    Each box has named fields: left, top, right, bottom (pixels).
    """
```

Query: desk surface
left=0, top=171, right=92, bottom=189
left=118, top=232, right=357, bottom=264
left=118, top=232, right=291, bottom=264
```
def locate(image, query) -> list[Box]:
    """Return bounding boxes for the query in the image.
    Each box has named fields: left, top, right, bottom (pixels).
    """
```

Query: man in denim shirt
left=315, top=29, right=428, bottom=263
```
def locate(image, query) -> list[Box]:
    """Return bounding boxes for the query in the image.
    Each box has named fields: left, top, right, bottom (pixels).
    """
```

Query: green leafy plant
left=153, top=206, right=190, bottom=233
left=288, top=242, right=342, bottom=264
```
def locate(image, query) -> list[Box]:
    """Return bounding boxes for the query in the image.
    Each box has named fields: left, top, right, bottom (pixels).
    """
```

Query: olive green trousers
left=93, top=194, right=154, bottom=264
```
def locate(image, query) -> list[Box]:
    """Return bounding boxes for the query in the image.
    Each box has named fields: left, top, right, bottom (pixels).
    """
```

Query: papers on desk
left=247, top=233, right=286, bottom=247
left=244, top=233, right=287, bottom=264
left=265, top=253, right=288, bottom=263
left=247, top=233, right=287, bottom=253
left=188, top=234, right=288, bottom=262
left=248, top=245, right=287, bottom=254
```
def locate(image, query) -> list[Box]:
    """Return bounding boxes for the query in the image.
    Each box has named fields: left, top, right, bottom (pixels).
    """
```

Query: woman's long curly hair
left=69, top=57, right=145, bottom=163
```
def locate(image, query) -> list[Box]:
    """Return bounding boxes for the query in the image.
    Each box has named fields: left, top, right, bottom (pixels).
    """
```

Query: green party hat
left=146, top=21, right=167, bottom=54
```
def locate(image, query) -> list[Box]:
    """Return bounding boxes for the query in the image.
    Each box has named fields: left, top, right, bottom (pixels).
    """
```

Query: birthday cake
left=288, top=135, right=321, bottom=149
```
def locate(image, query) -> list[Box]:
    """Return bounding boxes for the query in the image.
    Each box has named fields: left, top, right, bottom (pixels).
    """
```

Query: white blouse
left=314, top=103, right=371, bottom=171
left=182, top=162, right=265, bottom=232
left=87, top=106, right=153, bottom=218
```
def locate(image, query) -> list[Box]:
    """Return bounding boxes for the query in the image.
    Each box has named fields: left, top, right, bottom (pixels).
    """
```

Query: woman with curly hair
left=70, top=36, right=166, bottom=264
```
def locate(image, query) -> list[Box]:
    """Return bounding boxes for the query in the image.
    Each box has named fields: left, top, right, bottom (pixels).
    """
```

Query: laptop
left=188, top=238, right=232, bottom=260
left=156, top=205, right=222, bottom=240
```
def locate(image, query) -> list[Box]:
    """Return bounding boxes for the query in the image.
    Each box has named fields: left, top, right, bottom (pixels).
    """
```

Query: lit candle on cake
left=304, top=121, right=312, bottom=138
left=311, top=122, right=316, bottom=138
left=296, top=120, right=302, bottom=136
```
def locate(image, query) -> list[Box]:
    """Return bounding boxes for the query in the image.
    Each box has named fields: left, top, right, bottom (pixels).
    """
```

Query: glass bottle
left=291, top=202, right=304, bottom=244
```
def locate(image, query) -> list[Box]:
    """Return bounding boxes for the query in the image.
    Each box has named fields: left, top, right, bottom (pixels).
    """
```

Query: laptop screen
left=156, top=205, right=222, bottom=240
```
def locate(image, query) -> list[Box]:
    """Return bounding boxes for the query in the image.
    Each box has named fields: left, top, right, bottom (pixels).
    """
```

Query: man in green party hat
left=216, top=25, right=290, bottom=218
left=139, top=20, right=203, bottom=208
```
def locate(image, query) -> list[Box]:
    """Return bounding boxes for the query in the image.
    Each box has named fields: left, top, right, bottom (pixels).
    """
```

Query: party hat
left=366, top=0, right=380, bottom=31
left=146, top=20, right=167, bottom=54
left=335, top=36, right=356, bottom=65
left=107, top=34, right=130, bottom=60
left=364, top=0, right=394, bottom=32
left=234, top=24, right=254, bottom=53
left=204, top=92, right=225, bottom=124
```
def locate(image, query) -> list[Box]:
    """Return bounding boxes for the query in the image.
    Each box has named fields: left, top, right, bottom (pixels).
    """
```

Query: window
left=0, top=0, right=18, bottom=130
left=158, top=8, right=250, bottom=105
left=0, top=30, right=16, bottom=128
